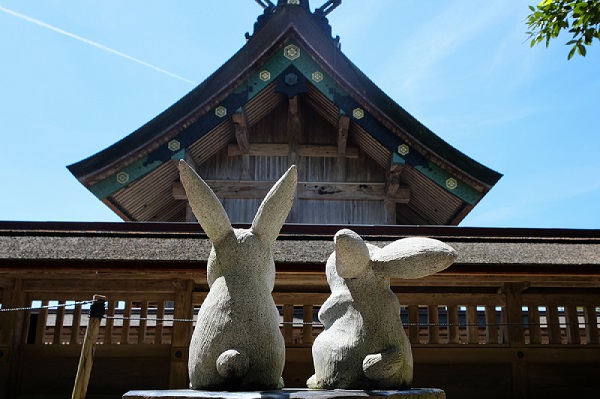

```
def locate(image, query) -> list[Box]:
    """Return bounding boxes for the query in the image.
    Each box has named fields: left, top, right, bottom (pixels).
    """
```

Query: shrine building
left=1, top=2, right=599, bottom=399
left=67, top=0, right=501, bottom=226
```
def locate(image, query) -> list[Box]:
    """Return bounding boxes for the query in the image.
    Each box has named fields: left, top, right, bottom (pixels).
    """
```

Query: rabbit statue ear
left=334, top=229, right=371, bottom=279
left=251, top=165, right=297, bottom=245
left=178, top=160, right=233, bottom=243
left=372, top=237, right=457, bottom=279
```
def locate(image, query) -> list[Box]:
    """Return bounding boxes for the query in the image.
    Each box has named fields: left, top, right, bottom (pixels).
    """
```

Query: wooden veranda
left=1, top=222, right=599, bottom=399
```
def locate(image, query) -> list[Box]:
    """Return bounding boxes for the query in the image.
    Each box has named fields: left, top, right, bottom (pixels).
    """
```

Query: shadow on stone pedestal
left=122, top=388, right=445, bottom=399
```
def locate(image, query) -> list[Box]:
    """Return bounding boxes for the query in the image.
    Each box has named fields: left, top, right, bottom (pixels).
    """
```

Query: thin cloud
left=377, top=2, right=510, bottom=105
left=0, top=5, right=197, bottom=85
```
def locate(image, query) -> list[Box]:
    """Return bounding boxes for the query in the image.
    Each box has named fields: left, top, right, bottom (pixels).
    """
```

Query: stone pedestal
left=123, top=388, right=445, bottom=399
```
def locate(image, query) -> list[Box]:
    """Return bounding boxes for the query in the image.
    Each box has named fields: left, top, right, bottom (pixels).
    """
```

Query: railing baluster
left=547, top=306, right=562, bottom=344
left=35, top=300, right=49, bottom=344
left=448, top=305, right=460, bottom=344
left=428, top=305, right=439, bottom=344
left=138, top=301, right=148, bottom=344
left=70, top=303, right=82, bottom=345
left=155, top=301, right=165, bottom=345
left=53, top=300, right=66, bottom=345
left=565, top=305, right=581, bottom=344
left=104, top=300, right=115, bottom=344
left=528, top=306, right=542, bottom=344
left=408, top=305, right=419, bottom=344
left=283, top=305, right=294, bottom=344
left=466, top=305, right=479, bottom=344
left=584, top=306, right=599, bottom=344
left=485, top=305, right=499, bottom=344
left=302, top=305, right=314, bottom=344
left=121, top=301, right=132, bottom=345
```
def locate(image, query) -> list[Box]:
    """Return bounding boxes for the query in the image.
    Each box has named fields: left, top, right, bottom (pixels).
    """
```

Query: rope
left=106, top=315, right=195, bottom=323
left=1, top=301, right=596, bottom=329
left=97, top=318, right=600, bottom=329
left=0, top=300, right=93, bottom=313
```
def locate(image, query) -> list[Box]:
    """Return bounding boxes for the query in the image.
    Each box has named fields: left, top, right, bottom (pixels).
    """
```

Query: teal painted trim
left=413, top=162, right=481, bottom=205
left=245, top=41, right=482, bottom=205
left=90, top=148, right=186, bottom=200
left=247, top=54, right=292, bottom=100
left=88, top=156, right=162, bottom=200
left=392, top=153, right=479, bottom=204
left=392, top=153, right=406, bottom=165
left=88, top=40, right=482, bottom=205
left=245, top=40, right=348, bottom=101
left=171, top=148, right=186, bottom=160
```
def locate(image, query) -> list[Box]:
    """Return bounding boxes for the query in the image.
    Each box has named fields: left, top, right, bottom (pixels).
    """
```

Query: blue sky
left=0, top=1, right=598, bottom=228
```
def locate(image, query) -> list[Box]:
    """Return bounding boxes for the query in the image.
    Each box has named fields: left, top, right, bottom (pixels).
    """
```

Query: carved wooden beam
left=386, top=163, right=404, bottom=196
left=337, top=115, right=350, bottom=156
left=231, top=110, right=250, bottom=179
left=228, top=143, right=358, bottom=158
left=232, top=111, right=250, bottom=154
left=173, top=181, right=409, bottom=202
left=384, top=159, right=406, bottom=225
left=335, top=114, right=351, bottom=181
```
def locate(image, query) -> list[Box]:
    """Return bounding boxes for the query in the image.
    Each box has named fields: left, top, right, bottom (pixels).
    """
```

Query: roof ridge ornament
left=277, top=0, right=310, bottom=8
left=315, top=0, right=341, bottom=16
left=248, top=0, right=341, bottom=43
left=254, top=0, right=275, bottom=9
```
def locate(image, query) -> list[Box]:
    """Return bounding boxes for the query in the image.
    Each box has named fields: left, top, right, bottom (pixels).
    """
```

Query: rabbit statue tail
left=216, top=349, right=249, bottom=379
left=362, top=347, right=413, bottom=388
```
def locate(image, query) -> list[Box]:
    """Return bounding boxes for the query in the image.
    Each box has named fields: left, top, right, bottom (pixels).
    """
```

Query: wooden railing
left=15, top=288, right=600, bottom=349
left=2, top=280, right=600, bottom=399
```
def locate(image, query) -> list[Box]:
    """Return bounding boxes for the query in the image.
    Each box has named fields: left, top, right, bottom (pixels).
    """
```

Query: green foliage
left=526, top=0, right=600, bottom=59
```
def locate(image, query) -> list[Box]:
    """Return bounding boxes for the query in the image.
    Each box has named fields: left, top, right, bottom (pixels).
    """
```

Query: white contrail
left=0, top=5, right=198, bottom=85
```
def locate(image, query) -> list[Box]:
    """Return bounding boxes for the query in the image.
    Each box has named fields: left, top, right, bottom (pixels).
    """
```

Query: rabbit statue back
left=178, top=160, right=297, bottom=390
left=308, top=229, right=457, bottom=390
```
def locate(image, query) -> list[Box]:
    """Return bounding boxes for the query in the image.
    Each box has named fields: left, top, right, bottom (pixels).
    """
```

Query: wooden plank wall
left=196, top=100, right=389, bottom=225
left=1, top=274, right=600, bottom=399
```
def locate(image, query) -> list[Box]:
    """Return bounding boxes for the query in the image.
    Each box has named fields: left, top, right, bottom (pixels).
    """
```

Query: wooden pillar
left=169, top=279, right=194, bottom=389
left=502, top=282, right=528, bottom=399
left=0, top=278, right=26, bottom=398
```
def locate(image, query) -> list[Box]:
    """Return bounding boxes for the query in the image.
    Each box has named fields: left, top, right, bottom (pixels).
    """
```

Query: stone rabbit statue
left=178, top=160, right=297, bottom=390
left=308, top=229, right=457, bottom=390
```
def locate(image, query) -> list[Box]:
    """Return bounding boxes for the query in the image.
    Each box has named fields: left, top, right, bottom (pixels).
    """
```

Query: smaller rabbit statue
left=308, top=229, right=457, bottom=390
left=179, top=160, right=297, bottom=390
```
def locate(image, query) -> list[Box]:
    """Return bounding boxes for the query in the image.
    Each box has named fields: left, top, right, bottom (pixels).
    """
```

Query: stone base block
left=123, top=388, right=445, bottom=399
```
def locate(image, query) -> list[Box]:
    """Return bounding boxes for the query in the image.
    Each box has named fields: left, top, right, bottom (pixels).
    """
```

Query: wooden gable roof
left=67, top=3, right=501, bottom=225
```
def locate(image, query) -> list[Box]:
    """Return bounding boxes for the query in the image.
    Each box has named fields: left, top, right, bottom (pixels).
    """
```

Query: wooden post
left=169, top=279, right=194, bottom=389
left=71, top=295, right=106, bottom=399
left=0, top=279, right=26, bottom=398
left=302, top=305, right=314, bottom=345
left=502, top=283, right=527, bottom=399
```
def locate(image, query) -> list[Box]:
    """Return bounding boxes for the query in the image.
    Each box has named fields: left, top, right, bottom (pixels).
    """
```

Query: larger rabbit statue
left=178, top=160, right=297, bottom=390
left=308, top=229, right=457, bottom=390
